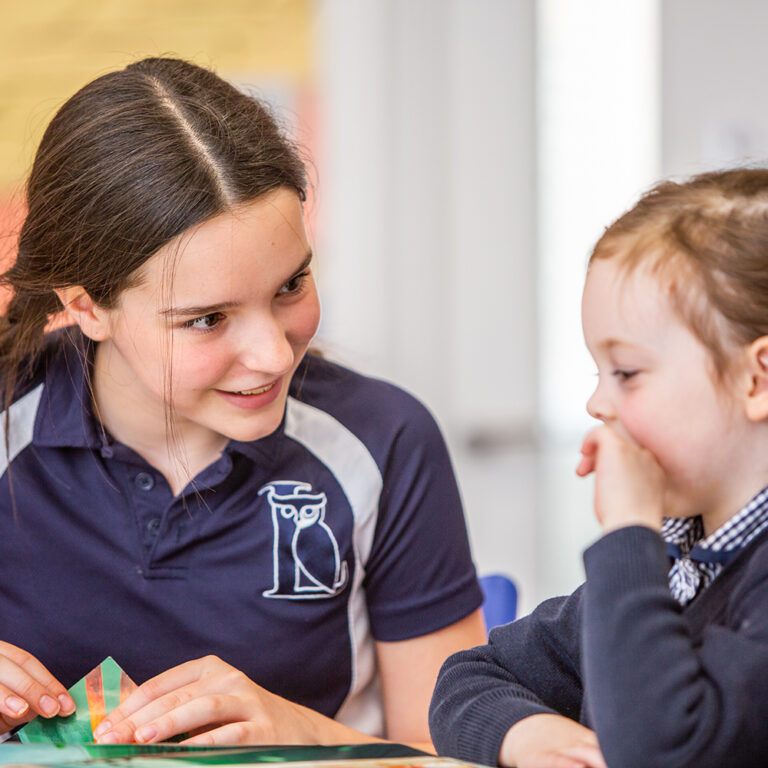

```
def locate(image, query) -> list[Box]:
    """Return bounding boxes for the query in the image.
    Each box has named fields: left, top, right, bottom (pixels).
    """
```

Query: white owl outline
left=258, top=481, right=349, bottom=599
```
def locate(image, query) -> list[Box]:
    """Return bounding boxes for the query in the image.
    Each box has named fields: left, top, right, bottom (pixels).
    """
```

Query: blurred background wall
left=1, top=0, right=766, bottom=614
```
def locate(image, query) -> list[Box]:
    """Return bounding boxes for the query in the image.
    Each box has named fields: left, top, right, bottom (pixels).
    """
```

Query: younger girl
left=430, top=169, right=768, bottom=768
left=0, top=57, right=484, bottom=746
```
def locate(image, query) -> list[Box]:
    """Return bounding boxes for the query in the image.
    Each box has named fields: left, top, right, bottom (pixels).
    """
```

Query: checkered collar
left=661, top=485, right=768, bottom=605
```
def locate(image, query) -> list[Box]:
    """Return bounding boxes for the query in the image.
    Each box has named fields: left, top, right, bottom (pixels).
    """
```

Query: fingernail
left=39, top=695, right=59, bottom=717
left=136, top=725, right=157, bottom=743
left=5, top=695, right=28, bottom=715
left=93, top=720, right=111, bottom=738
left=58, top=694, right=75, bottom=715
left=98, top=732, right=119, bottom=744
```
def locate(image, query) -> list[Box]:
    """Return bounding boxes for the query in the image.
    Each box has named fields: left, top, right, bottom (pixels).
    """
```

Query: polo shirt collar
left=33, top=333, right=105, bottom=451
left=226, top=418, right=287, bottom=464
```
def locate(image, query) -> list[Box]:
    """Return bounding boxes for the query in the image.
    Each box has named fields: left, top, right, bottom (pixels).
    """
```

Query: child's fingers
left=575, top=455, right=595, bottom=477
left=576, top=426, right=606, bottom=477
left=560, top=744, right=608, bottom=768
left=521, top=753, right=588, bottom=768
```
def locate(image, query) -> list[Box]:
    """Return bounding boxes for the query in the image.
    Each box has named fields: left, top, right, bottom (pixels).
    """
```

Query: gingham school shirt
left=662, top=485, right=768, bottom=605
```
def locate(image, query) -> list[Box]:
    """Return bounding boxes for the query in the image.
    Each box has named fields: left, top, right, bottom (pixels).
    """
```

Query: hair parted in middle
left=2, top=56, right=308, bottom=407
left=589, top=168, right=768, bottom=378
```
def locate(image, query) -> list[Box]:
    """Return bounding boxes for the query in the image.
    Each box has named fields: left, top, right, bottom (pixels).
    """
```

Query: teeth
left=237, top=383, right=274, bottom=396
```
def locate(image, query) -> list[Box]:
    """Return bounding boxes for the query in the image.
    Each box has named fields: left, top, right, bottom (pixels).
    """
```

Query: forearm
left=429, top=594, right=584, bottom=765
left=430, top=647, right=558, bottom=765
left=298, top=703, right=386, bottom=746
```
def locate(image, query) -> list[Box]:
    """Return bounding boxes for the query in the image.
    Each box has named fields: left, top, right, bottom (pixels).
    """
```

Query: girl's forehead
left=585, top=259, right=664, bottom=308
left=583, top=259, right=682, bottom=341
left=129, top=190, right=308, bottom=297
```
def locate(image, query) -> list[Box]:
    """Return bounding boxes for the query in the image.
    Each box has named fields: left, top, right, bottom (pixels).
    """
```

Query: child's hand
left=0, top=641, right=75, bottom=731
left=576, top=425, right=664, bottom=534
left=499, top=714, right=607, bottom=768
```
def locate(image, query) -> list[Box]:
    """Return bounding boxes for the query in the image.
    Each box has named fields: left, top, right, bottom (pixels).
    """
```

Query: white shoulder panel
left=0, top=384, right=44, bottom=478
left=284, top=396, right=385, bottom=736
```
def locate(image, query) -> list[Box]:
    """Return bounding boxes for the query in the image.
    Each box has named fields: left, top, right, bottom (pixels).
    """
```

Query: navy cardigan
left=430, top=525, right=768, bottom=768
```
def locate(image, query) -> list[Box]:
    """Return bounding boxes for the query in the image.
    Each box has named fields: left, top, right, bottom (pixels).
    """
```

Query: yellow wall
left=0, top=0, right=313, bottom=190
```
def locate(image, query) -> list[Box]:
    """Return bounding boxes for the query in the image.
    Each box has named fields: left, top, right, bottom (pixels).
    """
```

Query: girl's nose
left=238, top=317, right=295, bottom=375
left=586, top=383, right=614, bottom=422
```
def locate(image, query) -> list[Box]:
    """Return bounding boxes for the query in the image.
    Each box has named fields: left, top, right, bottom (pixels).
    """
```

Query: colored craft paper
left=0, top=743, right=437, bottom=767
left=18, top=656, right=137, bottom=744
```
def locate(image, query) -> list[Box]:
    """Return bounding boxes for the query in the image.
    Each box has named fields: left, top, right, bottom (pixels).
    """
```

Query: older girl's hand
left=0, top=642, right=75, bottom=731
left=93, top=655, right=370, bottom=746
left=576, top=425, right=665, bottom=534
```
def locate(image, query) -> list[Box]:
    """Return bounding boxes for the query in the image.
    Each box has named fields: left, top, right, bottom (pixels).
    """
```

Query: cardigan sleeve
left=429, top=587, right=585, bottom=765
left=583, top=525, right=768, bottom=768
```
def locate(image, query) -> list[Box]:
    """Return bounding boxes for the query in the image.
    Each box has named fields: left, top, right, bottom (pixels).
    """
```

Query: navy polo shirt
left=0, top=337, right=481, bottom=736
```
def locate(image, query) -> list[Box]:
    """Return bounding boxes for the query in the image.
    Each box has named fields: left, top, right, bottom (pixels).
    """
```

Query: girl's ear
left=745, top=336, right=768, bottom=422
left=54, top=287, right=112, bottom=342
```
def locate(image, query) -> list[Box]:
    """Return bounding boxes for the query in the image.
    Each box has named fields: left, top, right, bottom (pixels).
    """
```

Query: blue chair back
left=479, top=574, right=518, bottom=631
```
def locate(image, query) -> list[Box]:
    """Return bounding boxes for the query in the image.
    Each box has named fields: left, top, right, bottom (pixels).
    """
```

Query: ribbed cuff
left=452, top=691, right=556, bottom=766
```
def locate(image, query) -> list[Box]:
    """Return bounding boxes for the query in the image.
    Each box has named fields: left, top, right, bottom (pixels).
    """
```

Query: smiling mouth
left=231, top=382, right=277, bottom=396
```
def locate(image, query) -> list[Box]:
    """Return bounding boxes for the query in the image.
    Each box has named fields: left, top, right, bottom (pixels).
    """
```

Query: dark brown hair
left=590, top=168, right=768, bottom=378
left=2, top=56, right=307, bottom=408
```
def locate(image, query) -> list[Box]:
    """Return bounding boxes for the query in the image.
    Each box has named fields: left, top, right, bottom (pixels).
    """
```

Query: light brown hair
left=590, top=168, right=768, bottom=377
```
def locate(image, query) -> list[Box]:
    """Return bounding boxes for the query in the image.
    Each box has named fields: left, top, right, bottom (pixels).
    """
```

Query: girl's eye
left=184, top=312, right=224, bottom=331
left=612, top=369, right=638, bottom=382
left=278, top=270, right=310, bottom=297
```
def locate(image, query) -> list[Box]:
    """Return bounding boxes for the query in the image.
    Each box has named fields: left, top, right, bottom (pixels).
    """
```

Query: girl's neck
left=92, top=341, right=228, bottom=495
left=697, top=445, right=768, bottom=536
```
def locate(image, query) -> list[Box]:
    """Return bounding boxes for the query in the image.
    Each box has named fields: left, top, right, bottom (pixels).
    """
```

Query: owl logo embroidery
left=259, top=481, right=349, bottom=599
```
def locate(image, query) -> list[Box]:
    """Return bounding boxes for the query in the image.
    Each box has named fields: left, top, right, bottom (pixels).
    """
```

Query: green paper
left=101, top=655, right=124, bottom=716
left=18, top=657, right=135, bottom=744
left=0, top=742, right=432, bottom=767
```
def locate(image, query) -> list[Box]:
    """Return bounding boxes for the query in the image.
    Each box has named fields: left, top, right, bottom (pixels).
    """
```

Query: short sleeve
left=362, top=396, right=482, bottom=641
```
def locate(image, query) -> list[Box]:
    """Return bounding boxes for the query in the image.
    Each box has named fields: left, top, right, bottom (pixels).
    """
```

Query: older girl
left=0, top=57, right=484, bottom=747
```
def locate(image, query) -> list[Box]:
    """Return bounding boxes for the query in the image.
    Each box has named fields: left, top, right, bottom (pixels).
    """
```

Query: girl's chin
left=660, top=491, right=702, bottom=521
left=217, top=413, right=285, bottom=444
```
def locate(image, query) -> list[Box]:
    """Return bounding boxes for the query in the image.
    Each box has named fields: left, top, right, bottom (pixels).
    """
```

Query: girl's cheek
left=612, top=404, right=648, bottom=448
left=288, top=295, right=321, bottom=344
left=618, top=416, right=671, bottom=478
left=172, top=344, right=233, bottom=386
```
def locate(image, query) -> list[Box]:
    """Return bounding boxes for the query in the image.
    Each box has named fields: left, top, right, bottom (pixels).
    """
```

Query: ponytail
left=0, top=274, right=63, bottom=412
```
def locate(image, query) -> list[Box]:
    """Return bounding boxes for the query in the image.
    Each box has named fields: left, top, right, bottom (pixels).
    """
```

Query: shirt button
left=135, top=472, right=155, bottom=491
left=146, top=518, right=161, bottom=536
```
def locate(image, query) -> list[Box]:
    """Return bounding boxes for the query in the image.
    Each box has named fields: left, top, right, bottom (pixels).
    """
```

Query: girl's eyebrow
left=160, top=250, right=313, bottom=317
left=601, top=338, right=645, bottom=352
left=161, top=300, right=238, bottom=318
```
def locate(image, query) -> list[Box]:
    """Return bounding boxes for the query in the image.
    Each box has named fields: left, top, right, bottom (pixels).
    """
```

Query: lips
left=215, top=378, right=283, bottom=411
left=233, top=382, right=276, bottom=396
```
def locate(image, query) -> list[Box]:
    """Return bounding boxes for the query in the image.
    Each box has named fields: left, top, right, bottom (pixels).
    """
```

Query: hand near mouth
left=577, top=425, right=665, bottom=534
